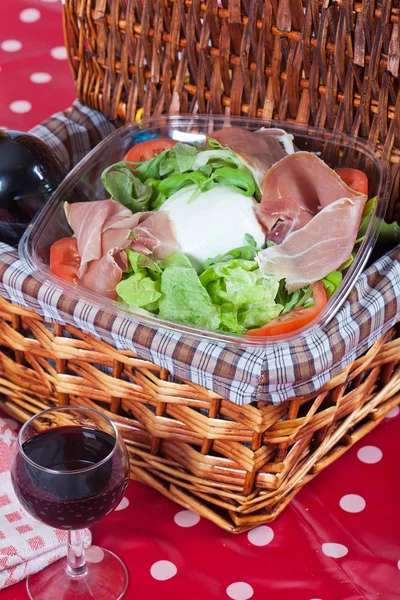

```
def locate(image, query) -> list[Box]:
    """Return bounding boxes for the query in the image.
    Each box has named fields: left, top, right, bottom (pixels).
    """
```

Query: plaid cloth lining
left=0, top=101, right=399, bottom=406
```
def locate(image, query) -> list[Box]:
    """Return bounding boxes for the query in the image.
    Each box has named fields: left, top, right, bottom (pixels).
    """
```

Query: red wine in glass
left=13, top=426, right=127, bottom=530
left=11, top=406, right=131, bottom=600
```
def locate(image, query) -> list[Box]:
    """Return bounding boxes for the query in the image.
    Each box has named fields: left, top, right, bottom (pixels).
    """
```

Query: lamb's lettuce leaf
left=211, top=166, right=255, bottom=197
left=275, top=282, right=315, bottom=314
left=202, top=233, right=259, bottom=270
left=101, top=166, right=152, bottom=213
left=102, top=138, right=260, bottom=212
left=133, top=143, right=197, bottom=180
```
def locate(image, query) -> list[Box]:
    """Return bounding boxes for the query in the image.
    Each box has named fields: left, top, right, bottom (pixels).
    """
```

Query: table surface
left=1, top=2, right=400, bottom=599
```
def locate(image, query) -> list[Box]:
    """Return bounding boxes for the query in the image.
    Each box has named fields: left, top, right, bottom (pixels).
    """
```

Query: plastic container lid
left=19, top=115, right=390, bottom=347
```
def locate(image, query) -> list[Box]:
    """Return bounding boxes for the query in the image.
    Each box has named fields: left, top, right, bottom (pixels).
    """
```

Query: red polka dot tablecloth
left=1, top=3, right=400, bottom=600
left=2, top=408, right=400, bottom=600
left=0, top=0, right=75, bottom=131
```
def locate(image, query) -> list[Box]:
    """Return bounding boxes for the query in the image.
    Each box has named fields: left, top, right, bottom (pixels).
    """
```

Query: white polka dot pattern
left=339, top=495, right=366, bottom=513
left=357, top=446, right=383, bottom=464
left=30, top=72, right=52, bottom=84
left=174, top=510, right=200, bottom=527
left=50, top=46, right=67, bottom=60
left=150, top=560, right=177, bottom=581
left=322, top=543, right=348, bottom=558
left=19, top=8, right=41, bottom=23
left=386, top=406, right=399, bottom=419
left=115, top=497, right=129, bottom=511
left=247, top=525, right=274, bottom=546
left=9, top=100, right=32, bottom=114
left=226, top=582, right=254, bottom=600
left=1, top=40, right=22, bottom=52
left=86, top=546, right=104, bottom=563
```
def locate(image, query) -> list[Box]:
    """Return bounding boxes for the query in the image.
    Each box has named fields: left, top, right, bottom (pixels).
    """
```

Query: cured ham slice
left=65, top=200, right=138, bottom=278
left=207, top=127, right=286, bottom=187
left=256, top=197, right=313, bottom=244
left=65, top=200, right=179, bottom=298
left=257, top=152, right=366, bottom=242
left=255, top=128, right=296, bottom=155
left=257, top=198, right=363, bottom=292
left=78, top=249, right=128, bottom=300
left=130, top=211, right=179, bottom=259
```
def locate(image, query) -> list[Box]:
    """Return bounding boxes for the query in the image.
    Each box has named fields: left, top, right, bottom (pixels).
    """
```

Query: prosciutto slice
left=255, top=128, right=296, bottom=155
left=78, top=250, right=128, bottom=299
left=256, top=197, right=313, bottom=244
left=208, top=127, right=287, bottom=187
left=130, top=211, right=179, bottom=259
left=256, top=152, right=367, bottom=291
left=257, top=199, right=364, bottom=292
left=65, top=200, right=179, bottom=299
left=65, top=200, right=138, bottom=278
left=257, top=152, right=366, bottom=242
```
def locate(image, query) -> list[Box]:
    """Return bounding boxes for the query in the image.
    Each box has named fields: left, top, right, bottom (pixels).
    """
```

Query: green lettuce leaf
left=149, top=167, right=256, bottom=210
left=202, top=234, right=259, bottom=270
left=194, top=145, right=260, bottom=197
left=193, top=147, right=245, bottom=170
left=158, top=253, right=221, bottom=330
left=116, top=250, right=162, bottom=311
left=238, top=302, right=282, bottom=330
left=276, top=282, right=315, bottom=314
left=157, top=171, right=211, bottom=195
left=103, top=139, right=260, bottom=212
left=148, top=172, right=213, bottom=209
left=211, top=166, right=255, bottom=197
left=169, top=143, right=198, bottom=174
left=101, top=166, right=152, bottom=213
left=322, top=271, right=343, bottom=299
left=200, top=258, right=282, bottom=333
left=132, top=142, right=197, bottom=181
left=117, top=273, right=161, bottom=311
left=355, top=196, right=377, bottom=242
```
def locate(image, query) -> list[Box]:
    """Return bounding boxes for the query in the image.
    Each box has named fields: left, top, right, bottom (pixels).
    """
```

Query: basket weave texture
left=0, top=1, right=399, bottom=533
left=0, top=296, right=399, bottom=532
left=63, top=0, right=400, bottom=221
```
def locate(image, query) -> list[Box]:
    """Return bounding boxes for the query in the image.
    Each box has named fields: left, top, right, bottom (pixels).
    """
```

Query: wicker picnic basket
left=0, top=0, right=399, bottom=533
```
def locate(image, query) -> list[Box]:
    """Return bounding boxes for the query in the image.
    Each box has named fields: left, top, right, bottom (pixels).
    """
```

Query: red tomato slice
left=123, top=138, right=177, bottom=162
left=335, top=167, right=368, bottom=195
left=50, top=237, right=81, bottom=283
left=246, top=282, right=327, bottom=337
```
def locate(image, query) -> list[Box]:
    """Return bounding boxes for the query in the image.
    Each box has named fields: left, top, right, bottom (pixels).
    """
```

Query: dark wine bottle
left=0, top=129, right=66, bottom=246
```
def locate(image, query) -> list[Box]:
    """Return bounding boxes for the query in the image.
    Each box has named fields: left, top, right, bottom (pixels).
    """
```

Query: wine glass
left=11, top=406, right=131, bottom=600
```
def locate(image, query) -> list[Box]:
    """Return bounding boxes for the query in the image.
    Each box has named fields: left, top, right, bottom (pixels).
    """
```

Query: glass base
left=26, top=546, right=129, bottom=600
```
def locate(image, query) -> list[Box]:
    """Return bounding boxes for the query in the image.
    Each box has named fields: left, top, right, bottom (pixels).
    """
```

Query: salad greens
left=102, top=167, right=152, bottom=214
left=200, top=258, right=282, bottom=333
left=116, top=250, right=162, bottom=312
left=158, top=254, right=221, bottom=330
left=101, top=141, right=259, bottom=213
left=103, top=137, right=375, bottom=336
left=116, top=235, right=331, bottom=334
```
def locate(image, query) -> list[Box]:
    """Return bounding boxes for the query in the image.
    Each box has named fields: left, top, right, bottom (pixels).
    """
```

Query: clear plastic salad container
left=19, top=115, right=390, bottom=347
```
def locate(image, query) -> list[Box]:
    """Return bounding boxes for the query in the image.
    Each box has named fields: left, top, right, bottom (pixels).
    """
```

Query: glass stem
left=66, top=529, right=88, bottom=578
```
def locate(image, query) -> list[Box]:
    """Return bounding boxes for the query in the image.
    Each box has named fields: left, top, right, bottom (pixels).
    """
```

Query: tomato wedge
left=123, top=138, right=177, bottom=162
left=246, top=282, right=327, bottom=337
left=335, top=167, right=368, bottom=195
left=50, top=237, right=81, bottom=283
